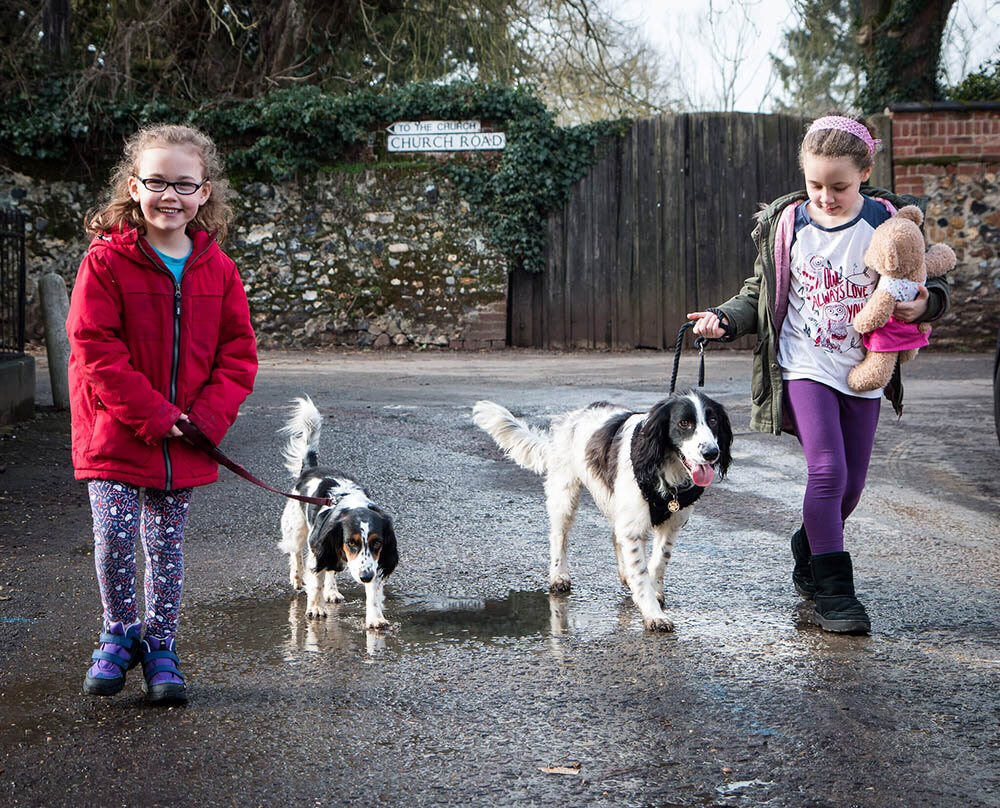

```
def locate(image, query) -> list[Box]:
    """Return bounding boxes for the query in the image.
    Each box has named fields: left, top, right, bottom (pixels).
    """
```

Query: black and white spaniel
left=472, top=391, right=732, bottom=631
left=278, top=397, right=398, bottom=629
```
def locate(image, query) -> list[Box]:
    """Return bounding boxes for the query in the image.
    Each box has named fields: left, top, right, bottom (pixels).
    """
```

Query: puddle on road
left=182, top=587, right=633, bottom=668
left=180, top=583, right=848, bottom=671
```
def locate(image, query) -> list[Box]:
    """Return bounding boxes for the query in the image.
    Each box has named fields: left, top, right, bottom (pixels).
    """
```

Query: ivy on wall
left=0, top=81, right=628, bottom=272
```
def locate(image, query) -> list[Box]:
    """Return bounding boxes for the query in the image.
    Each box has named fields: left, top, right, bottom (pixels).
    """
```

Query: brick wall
left=887, top=103, right=1000, bottom=346
left=447, top=300, right=507, bottom=350
left=889, top=104, right=1000, bottom=196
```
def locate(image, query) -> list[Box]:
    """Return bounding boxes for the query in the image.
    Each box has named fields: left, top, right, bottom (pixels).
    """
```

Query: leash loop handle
left=670, top=316, right=729, bottom=395
left=175, top=420, right=333, bottom=507
left=669, top=321, right=694, bottom=395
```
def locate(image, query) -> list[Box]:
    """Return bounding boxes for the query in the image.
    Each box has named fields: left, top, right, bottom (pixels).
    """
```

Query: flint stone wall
left=921, top=171, right=1000, bottom=347
left=0, top=164, right=508, bottom=351
left=889, top=103, right=1000, bottom=347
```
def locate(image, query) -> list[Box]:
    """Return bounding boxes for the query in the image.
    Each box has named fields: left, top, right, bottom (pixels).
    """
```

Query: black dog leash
left=669, top=309, right=732, bottom=395
left=175, top=419, right=334, bottom=507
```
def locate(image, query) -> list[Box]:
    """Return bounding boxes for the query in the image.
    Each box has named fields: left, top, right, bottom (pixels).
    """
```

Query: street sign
left=387, top=130, right=506, bottom=153
left=385, top=120, right=481, bottom=135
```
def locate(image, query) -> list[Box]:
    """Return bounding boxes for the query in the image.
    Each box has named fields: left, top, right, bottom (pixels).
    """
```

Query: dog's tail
left=472, top=400, right=550, bottom=475
left=280, top=396, right=322, bottom=477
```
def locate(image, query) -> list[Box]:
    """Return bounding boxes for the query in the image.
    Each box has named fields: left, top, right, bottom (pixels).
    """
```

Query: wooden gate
left=507, top=112, right=812, bottom=349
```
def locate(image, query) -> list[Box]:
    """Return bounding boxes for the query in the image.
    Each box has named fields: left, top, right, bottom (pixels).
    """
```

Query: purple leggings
left=88, top=480, right=192, bottom=639
left=783, top=380, right=880, bottom=555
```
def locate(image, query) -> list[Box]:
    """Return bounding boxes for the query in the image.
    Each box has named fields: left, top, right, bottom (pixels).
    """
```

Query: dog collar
left=638, top=479, right=705, bottom=526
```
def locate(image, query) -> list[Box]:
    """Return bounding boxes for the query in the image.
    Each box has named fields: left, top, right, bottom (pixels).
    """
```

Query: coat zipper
left=136, top=236, right=215, bottom=490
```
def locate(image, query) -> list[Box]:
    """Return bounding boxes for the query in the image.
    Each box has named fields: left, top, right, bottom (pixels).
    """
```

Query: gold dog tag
left=668, top=499, right=680, bottom=512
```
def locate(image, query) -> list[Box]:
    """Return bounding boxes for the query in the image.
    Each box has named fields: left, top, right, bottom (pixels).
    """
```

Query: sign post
left=386, top=120, right=506, bottom=153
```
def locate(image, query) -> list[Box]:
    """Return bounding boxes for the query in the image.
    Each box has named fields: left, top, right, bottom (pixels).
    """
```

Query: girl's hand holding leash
left=687, top=311, right=730, bottom=339
left=168, top=413, right=191, bottom=438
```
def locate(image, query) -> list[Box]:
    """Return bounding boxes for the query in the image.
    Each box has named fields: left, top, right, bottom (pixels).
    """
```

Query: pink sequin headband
left=807, top=116, right=881, bottom=155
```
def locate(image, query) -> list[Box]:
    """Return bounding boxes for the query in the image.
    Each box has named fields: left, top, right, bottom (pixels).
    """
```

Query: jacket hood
left=88, top=225, right=221, bottom=269
left=753, top=184, right=925, bottom=226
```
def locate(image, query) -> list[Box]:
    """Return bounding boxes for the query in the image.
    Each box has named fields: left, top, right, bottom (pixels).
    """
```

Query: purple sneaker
left=82, top=621, right=142, bottom=696
left=141, top=636, right=187, bottom=705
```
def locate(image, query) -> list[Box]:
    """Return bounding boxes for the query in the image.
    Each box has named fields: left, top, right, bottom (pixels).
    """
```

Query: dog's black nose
left=701, top=445, right=720, bottom=463
left=360, top=571, right=375, bottom=583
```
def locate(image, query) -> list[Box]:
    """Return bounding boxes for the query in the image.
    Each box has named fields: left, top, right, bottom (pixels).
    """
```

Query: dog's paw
left=324, top=590, right=345, bottom=604
left=644, top=615, right=675, bottom=632
left=306, top=602, right=329, bottom=619
left=290, top=575, right=304, bottom=591
left=549, top=574, right=572, bottom=593
left=366, top=616, right=390, bottom=631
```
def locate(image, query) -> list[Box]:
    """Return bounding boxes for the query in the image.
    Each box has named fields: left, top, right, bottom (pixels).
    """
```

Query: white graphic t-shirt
left=777, top=196, right=890, bottom=398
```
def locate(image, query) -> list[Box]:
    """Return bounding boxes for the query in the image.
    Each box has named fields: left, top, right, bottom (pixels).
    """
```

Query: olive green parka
left=714, top=185, right=950, bottom=436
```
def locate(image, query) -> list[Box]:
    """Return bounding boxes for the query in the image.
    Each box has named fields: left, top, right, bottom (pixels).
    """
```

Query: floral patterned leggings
left=88, top=480, right=192, bottom=639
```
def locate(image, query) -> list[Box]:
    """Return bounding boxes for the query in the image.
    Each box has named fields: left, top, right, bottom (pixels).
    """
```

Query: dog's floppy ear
left=377, top=515, right=399, bottom=578
left=308, top=509, right=347, bottom=572
left=631, top=398, right=675, bottom=488
left=710, top=398, right=733, bottom=479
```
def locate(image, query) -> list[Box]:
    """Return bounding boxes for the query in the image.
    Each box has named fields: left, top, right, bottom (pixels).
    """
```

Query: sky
left=618, top=0, right=1000, bottom=113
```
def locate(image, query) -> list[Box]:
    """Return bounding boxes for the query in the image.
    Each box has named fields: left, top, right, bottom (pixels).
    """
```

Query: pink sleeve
left=772, top=203, right=798, bottom=334
left=875, top=197, right=898, bottom=216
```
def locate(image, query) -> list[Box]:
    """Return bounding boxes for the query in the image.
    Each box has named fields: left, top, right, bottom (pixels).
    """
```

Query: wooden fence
left=507, top=112, right=892, bottom=350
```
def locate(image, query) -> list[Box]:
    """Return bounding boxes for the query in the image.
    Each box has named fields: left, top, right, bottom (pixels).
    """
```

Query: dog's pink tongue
left=691, top=464, right=715, bottom=487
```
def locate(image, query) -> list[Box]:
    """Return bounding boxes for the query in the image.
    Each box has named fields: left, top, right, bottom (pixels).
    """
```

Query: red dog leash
left=175, top=420, right=333, bottom=507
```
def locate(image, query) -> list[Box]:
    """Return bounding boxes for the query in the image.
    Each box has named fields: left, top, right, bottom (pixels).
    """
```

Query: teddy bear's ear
left=897, top=205, right=923, bottom=226
left=924, top=243, right=956, bottom=277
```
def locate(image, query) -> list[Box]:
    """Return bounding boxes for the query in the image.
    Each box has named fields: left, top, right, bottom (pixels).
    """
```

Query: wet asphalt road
left=2, top=349, right=998, bottom=808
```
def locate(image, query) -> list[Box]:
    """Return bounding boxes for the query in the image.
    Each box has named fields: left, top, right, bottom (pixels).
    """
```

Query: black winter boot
left=808, top=552, right=871, bottom=635
left=791, top=524, right=816, bottom=599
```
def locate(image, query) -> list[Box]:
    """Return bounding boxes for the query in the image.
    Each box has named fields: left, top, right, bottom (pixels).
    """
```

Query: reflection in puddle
left=185, top=587, right=632, bottom=665
left=393, top=589, right=622, bottom=643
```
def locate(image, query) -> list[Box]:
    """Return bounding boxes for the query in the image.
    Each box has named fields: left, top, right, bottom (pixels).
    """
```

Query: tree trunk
left=256, top=0, right=357, bottom=85
left=857, top=0, right=956, bottom=112
left=42, top=0, right=71, bottom=60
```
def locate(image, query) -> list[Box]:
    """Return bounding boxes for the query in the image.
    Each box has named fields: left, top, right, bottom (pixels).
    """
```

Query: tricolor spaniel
left=472, top=391, right=732, bottom=631
left=278, top=397, right=398, bottom=629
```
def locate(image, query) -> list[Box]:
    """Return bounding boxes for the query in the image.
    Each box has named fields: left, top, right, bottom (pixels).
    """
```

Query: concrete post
left=39, top=272, right=71, bottom=409
left=870, top=113, right=894, bottom=192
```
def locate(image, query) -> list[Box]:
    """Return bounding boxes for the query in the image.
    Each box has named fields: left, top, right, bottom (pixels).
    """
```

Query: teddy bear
left=847, top=205, right=956, bottom=393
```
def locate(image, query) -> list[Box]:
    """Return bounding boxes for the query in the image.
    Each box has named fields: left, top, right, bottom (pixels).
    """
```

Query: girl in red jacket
left=67, top=124, right=257, bottom=704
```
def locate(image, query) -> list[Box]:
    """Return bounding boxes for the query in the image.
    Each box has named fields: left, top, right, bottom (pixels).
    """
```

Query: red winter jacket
left=66, top=226, right=258, bottom=490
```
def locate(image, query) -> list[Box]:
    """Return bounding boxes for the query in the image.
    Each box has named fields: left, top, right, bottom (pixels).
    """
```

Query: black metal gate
left=1, top=209, right=27, bottom=354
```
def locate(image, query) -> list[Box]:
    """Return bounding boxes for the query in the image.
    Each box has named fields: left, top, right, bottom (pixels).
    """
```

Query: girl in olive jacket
left=688, top=114, right=949, bottom=636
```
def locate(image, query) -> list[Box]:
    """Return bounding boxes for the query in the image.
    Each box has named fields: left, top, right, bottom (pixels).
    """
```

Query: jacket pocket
left=188, top=293, right=223, bottom=354
left=751, top=338, right=771, bottom=406
left=85, top=408, right=155, bottom=467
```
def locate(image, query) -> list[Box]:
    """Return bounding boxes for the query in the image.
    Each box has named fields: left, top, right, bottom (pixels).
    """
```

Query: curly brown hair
left=86, top=124, right=233, bottom=243
left=799, top=112, right=879, bottom=173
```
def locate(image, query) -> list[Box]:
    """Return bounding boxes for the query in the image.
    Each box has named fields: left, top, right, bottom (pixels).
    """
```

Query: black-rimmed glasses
left=133, top=176, right=207, bottom=195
